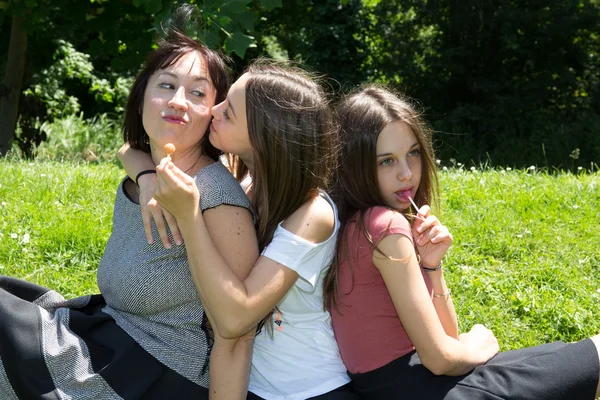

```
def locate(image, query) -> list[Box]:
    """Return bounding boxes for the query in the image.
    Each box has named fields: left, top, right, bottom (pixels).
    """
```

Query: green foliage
left=254, top=0, right=600, bottom=168
left=366, top=0, right=600, bottom=167
left=251, top=0, right=370, bottom=87
left=33, top=113, right=122, bottom=163
left=1, top=0, right=283, bottom=156
left=23, top=40, right=132, bottom=119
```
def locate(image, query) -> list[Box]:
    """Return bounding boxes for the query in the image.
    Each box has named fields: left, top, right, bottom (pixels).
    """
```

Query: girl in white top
left=120, top=61, right=356, bottom=400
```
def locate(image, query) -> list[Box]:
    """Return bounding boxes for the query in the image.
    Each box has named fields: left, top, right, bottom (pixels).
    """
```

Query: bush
left=433, top=111, right=600, bottom=170
left=33, top=114, right=122, bottom=163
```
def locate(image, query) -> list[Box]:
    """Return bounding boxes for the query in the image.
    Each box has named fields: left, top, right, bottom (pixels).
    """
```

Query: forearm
left=209, top=330, right=255, bottom=399
left=117, top=143, right=156, bottom=180
left=179, top=214, right=263, bottom=337
left=419, top=333, right=495, bottom=376
left=427, top=270, right=459, bottom=339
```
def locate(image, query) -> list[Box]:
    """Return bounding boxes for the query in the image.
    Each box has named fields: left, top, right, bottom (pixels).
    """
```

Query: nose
left=397, top=160, right=412, bottom=181
left=211, top=101, right=224, bottom=120
left=168, top=87, right=188, bottom=111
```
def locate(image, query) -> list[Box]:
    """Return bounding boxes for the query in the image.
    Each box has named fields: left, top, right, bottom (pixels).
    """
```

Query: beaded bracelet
left=433, top=289, right=452, bottom=298
left=421, top=260, right=443, bottom=271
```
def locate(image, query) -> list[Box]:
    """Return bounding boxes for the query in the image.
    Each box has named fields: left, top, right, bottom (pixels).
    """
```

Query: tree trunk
left=0, top=15, right=28, bottom=156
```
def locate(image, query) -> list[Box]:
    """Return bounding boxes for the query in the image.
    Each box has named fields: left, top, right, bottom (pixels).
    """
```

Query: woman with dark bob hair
left=120, top=60, right=359, bottom=398
left=0, top=5, right=257, bottom=399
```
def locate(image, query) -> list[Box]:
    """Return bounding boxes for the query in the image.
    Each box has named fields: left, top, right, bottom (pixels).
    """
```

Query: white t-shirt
left=248, top=191, right=350, bottom=400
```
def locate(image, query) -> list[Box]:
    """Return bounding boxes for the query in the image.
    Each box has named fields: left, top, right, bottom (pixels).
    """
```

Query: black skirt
left=349, top=338, right=599, bottom=400
left=0, top=276, right=208, bottom=400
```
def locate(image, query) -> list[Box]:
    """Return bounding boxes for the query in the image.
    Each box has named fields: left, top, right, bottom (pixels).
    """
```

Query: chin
left=208, top=131, right=218, bottom=146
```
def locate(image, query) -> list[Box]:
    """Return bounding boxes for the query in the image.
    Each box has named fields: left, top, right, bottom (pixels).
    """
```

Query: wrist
left=421, top=260, right=443, bottom=272
left=135, top=169, right=157, bottom=187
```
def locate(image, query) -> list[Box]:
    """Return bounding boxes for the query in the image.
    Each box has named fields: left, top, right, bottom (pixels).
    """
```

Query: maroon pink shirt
left=330, top=206, right=433, bottom=374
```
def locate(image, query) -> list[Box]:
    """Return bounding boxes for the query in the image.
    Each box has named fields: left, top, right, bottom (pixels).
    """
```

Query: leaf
left=132, top=0, right=142, bottom=7
left=259, top=0, right=282, bottom=12
left=143, top=0, right=163, bottom=14
left=225, top=31, right=255, bottom=58
left=236, top=11, right=254, bottom=32
left=219, top=16, right=232, bottom=27
left=204, top=25, right=221, bottom=49
left=223, top=1, right=248, bottom=15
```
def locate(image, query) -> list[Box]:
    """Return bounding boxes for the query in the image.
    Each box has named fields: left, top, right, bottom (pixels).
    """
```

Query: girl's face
left=209, top=73, right=253, bottom=163
left=142, top=51, right=216, bottom=158
left=376, top=121, right=422, bottom=211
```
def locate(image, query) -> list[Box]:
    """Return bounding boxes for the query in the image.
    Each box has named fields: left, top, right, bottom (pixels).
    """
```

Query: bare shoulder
left=281, top=194, right=335, bottom=244
left=203, top=204, right=256, bottom=232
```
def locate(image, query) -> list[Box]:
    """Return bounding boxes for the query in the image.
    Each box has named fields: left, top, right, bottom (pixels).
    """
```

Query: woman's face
left=376, top=121, right=423, bottom=211
left=209, top=73, right=253, bottom=163
left=142, top=51, right=216, bottom=158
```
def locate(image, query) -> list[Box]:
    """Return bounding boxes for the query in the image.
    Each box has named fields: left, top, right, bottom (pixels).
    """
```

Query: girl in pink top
left=324, top=85, right=600, bottom=399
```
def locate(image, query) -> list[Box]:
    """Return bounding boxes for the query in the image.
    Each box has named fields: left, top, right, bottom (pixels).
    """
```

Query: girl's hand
left=154, top=157, right=201, bottom=223
left=459, top=324, right=499, bottom=365
left=412, top=205, right=453, bottom=268
left=137, top=172, right=182, bottom=248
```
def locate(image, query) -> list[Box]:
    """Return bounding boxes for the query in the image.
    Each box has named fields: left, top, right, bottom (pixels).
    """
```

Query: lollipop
left=163, top=143, right=175, bottom=160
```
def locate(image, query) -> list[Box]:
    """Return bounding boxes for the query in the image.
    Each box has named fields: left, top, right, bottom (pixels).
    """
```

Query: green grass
left=1, top=159, right=599, bottom=352
left=0, top=159, right=123, bottom=297
left=440, top=166, right=600, bottom=350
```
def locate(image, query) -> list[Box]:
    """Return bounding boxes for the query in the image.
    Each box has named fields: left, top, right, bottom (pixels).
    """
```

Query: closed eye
left=223, top=109, right=231, bottom=121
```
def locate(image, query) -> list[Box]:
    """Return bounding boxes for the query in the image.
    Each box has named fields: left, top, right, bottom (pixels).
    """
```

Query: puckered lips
left=162, top=114, right=187, bottom=125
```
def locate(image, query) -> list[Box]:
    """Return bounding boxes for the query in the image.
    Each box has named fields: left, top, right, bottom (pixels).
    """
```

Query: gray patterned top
left=97, top=161, right=253, bottom=388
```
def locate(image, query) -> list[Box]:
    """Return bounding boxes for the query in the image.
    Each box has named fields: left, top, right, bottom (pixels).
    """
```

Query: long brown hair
left=323, top=84, right=439, bottom=312
left=232, top=60, right=336, bottom=252
left=230, top=61, right=337, bottom=332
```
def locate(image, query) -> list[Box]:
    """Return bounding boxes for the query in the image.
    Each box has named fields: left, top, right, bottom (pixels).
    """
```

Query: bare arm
left=201, top=206, right=259, bottom=400
left=117, top=143, right=181, bottom=247
left=209, top=327, right=255, bottom=400
left=375, top=234, right=499, bottom=376
left=120, top=145, right=258, bottom=398
left=412, top=204, right=458, bottom=338
left=424, top=268, right=458, bottom=339
left=154, top=159, right=335, bottom=338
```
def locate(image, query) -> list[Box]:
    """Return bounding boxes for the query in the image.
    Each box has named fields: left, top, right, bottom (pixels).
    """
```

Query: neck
left=151, top=145, right=209, bottom=176
left=240, top=155, right=254, bottom=177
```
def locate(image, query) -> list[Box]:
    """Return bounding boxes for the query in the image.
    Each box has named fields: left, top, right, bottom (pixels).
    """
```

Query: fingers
left=415, top=223, right=453, bottom=246
left=141, top=205, right=155, bottom=245
left=156, top=160, right=194, bottom=192
left=154, top=159, right=201, bottom=224
left=416, top=204, right=430, bottom=218
left=412, top=204, right=430, bottom=230
left=153, top=208, right=173, bottom=249
left=143, top=197, right=174, bottom=248
left=164, top=209, right=183, bottom=246
left=138, top=178, right=178, bottom=248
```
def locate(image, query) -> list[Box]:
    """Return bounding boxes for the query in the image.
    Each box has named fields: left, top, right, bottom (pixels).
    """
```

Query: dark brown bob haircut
left=122, top=14, right=229, bottom=161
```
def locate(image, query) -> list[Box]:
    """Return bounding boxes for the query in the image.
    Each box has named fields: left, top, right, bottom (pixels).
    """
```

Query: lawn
left=1, top=159, right=599, bottom=350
